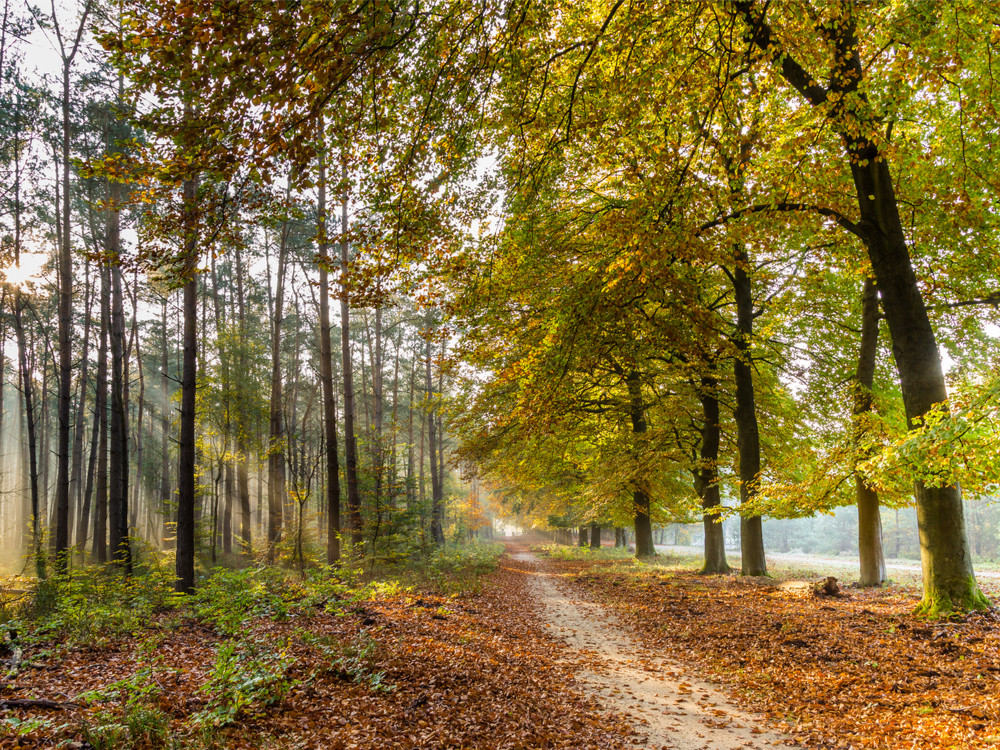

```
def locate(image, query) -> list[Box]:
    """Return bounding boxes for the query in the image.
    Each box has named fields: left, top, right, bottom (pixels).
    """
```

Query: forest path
left=507, top=544, right=793, bottom=750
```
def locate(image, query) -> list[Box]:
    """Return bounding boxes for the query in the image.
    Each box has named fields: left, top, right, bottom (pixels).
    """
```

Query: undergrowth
left=0, top=540, right=503, bottom=747
left=535, top=544, right=636, bottom=562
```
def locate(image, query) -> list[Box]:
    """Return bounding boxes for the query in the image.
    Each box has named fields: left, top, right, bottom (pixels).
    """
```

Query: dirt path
left=512, top=547, right=793, bottom=749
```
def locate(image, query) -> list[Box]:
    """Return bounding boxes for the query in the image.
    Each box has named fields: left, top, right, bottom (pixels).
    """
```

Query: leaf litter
left=549, top=550, right=1000, bottom=750
left=1, top=555, right=636, bottom=749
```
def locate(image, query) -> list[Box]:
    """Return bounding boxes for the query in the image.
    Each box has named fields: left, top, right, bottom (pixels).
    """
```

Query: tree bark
left=855, top=278, right=886, bottom=586
left=589, top=524, right=601, bottom=549
left=427, top=335, right=444, bottom=545
left=732, top=249, right=767, bottom=576
left=267, top=217, right=289, bottom=560
left=107, top=184, right=131, bottom=572
left=695, top=373, right=731, bottom=574
left=339, top=160, right=362, bottom=549
left=69, top=265, right=92, bottom=550
left=317, top=144, right=342, bottom=565
left=735, top=1, right=983, bottom=612
left=160, top=297, right=172, bottom=548
left=626, top=371, right=655, bottom=557
left=175, top=174, right=199, bottom=594
left=54, top=62, right=74, bottom=571
left=234, top=245, right=251, bottom=553
left=93, top=266, right=109, bottom=564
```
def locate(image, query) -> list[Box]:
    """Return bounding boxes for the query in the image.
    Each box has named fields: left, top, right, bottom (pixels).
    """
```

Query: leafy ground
left=541, top=545, right=1000, bottom=750
left=0, top=546, right=634, bottom=750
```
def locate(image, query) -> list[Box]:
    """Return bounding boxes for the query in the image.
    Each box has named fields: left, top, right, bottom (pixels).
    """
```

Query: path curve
left=513, top=548, right=794, bottom=749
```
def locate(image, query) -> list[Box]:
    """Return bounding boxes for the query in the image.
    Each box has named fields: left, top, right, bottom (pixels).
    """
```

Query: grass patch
left=533, top=544, right=636, bottom=562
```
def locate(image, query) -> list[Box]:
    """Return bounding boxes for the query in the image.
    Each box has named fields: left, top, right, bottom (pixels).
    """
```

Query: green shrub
left=299, top=629, right=393, bottom=693
left=189, top=637, right=297, bottom=729
left=28, top=547, right=176, bottom=643
left=191, top=567, right=303, bottom=635
left=537, top=543, right=635, bottom=562
left=416, top=543, right=504, bottom=594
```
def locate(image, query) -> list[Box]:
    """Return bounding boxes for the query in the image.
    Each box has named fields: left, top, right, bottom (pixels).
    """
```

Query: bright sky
left=0, top=250, right=48, bottom=288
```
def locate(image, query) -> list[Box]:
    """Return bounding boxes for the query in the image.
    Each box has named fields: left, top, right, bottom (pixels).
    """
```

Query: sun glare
left=0, top=252, right=48, bottom=288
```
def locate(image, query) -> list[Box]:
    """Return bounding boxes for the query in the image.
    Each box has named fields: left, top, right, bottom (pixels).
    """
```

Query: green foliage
left=78, top=662, right=177, bottom=750
left=413, top=542, right=504, bottom=595
left=81, top=704, right=175, bottom=750
left=190, top=637, right=297, bottom=729
left=537, top=543, right=635, bottom=562
left=1, top=715, right=71, bottom=739
left=299, top=630, right=393, bottom=693
left=191, top=567, right=304, bottom=635
left=27, top=549, right=175, bottom=644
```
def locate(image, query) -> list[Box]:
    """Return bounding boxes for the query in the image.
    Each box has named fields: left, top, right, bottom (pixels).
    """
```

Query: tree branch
left=698, top=201, right=864, bottom=240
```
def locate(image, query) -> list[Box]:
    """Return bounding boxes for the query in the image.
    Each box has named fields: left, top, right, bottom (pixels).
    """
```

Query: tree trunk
left=160, top=297, right=172, bottom=548
left=736, top=0, right=983, bottom=616
left=855, top=278, right=886, bottom=586
left=107, top=185, right=131, bottom=573
left=732, top=250, right=767, bottom=576
left=267, top=218, right=289, bottom=560
left=406, top=345, right=417, bottom=507
left=54, top=61, right=74, bottom=571
left=339, top=160, right=362, bottom=549
left=93, top=267, right=110, bottom=564
left=626, top=371, right=655, bottom=557
left=696, top=373, right=731, bottom=574
left=175, top=174, right=199, bottom=594
left=69, top=265, right=93, bottom=551
left=234, top=244, right=252, bottom=554
left=589, top=524, right=601, bottom=549
left=317, top=144, right=342, bottom=565
left=427, top=336, right=444, bottom=545
left=128, top=290, right=144, bottom=540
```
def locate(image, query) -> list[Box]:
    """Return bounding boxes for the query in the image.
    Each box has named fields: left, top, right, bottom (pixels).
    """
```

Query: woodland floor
left=3, top=540, right=1000, bottom=749
left=546, top=545, right=1000, bottom=750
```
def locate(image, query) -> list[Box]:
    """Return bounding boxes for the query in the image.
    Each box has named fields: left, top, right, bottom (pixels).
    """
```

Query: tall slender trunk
left=108, top=183, right=131, bottom=572
left=406, top=346, right=417, bottom=507
left=317, top=143, right=341, bottom=565
left=436, top=353, right=445, bottom=532
left=732, top=250, right=766, bottom=576
left=626, top=371, right=654, bottom=557
left=855, top=278, right=886, bottom=586
left=372, top=306, right=383, bottom=510
left=79, top=328, right=102, bottom=554
left=69, top=265, right=93, bottom=550
left=93, top=264, right=110, bottom=563
left=427, top=336, right=444, bottom=545
left=339, top=159, right=362, bottom=548
left=160, top=297, right=172, bottom=548
left=54, top=61, right=74, bottom=571
left=175, top=174, right=199, bottom=594
left=389, top=333, right=400, bottom=503
left=127, top=292, right=143, bottom=535
left=14, top=297, right=43, bottom=578
left=267, top=217, right=289, bottom=560
left=234, top=245, right=251, bottom=553
left=695, top=372, right=730, bottom=574
left=209, top=252, right=232, bottom=556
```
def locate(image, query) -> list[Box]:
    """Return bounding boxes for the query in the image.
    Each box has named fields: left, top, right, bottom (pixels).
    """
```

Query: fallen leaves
left=2, top=559, right=634, bottom=749
left=552, top=552, right=1000, bottom=749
